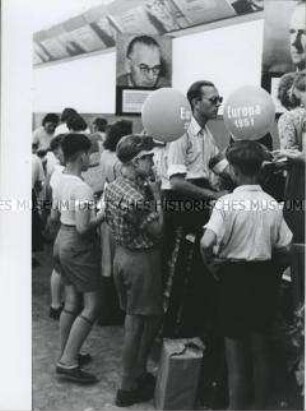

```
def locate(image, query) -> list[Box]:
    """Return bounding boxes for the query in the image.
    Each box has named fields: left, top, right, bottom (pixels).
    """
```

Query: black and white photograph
left=0, top=0, right=305, bottom=410
left=228, top=0, right=264, bottom=15
left=261, top=0, right=306, bottom=111
left=262, top=0, right=306, bottom=76
left=116, top=33, right=172, bottom=89
left=116, top=33, right=172, bottom=114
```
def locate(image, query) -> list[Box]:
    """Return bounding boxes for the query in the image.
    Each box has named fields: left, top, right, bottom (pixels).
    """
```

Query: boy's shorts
left=218, top=260, right=279, bottom=338
left=53, top=225, right=101, bottom=293
left=113, top=246, right=163, bottom=316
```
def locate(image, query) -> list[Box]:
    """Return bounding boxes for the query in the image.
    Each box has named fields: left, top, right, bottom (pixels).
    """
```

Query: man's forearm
left=170, top=177, right=218, bottom=200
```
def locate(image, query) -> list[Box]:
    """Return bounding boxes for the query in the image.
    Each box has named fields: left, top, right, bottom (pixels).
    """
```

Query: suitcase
left=154, top=338, right=204, bottom=410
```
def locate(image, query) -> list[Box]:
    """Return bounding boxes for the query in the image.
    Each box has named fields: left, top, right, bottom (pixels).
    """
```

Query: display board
left=33, top=19, right=264, bottom=114
left=261, top=0, right=305, bottom=112
left=33, top=0, right=263, bottom=65
left=116, top=32, right=172, bottom=114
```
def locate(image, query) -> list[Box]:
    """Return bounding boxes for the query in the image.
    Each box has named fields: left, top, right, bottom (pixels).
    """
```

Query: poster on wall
left=116, top=33, right=172, bottom=114
left=261, top=0, right=305, bottom=112
left=227, top=0, right=264, bottom=15
left=33, top=0, right=263, bottom=66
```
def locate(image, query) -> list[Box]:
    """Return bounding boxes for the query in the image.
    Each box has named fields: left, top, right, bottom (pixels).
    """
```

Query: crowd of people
left=32, top=71, right=305, bottom=409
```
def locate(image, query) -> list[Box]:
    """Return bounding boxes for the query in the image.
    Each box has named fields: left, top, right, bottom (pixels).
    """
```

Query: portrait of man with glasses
left=262, top=0, right=306, bottom=78
left=117, top=34, right=171, bottom=89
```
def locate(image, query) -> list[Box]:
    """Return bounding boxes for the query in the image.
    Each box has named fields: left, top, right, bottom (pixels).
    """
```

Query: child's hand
left=273, top=149, right=304, bottom=164
left=207, top=261, right=221, bottom=282
left=200, top=252, right=221, bottom=281
left=147, top=178, right=162, bottom=198
left=200, top=236, right=214, bottom=264
left=273, top=149, right=295, bottom=159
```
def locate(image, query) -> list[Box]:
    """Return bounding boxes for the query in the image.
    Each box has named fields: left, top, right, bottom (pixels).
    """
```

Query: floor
left=32, top=244, right=156, bottom=411
left=32, top=243, right=303, bottom=410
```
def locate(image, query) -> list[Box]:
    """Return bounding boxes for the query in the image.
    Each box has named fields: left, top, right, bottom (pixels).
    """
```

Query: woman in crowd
left=277, top=73, right=304, bottom=155
left=275, top=71, right=306, bottom=309
left=45, top=134, right=66, bottom=180
left=66, top=113, right=90, bottom=134
left=90, top=117, right=108, bottom=154
left=33, top=113, right=59, bottom=152
left=55, top=107, right=78, bottom=135
left=99, top=120, right=133, bottom=272
left=276, top=72, right=305, bottom=241
left=99, top=120, right=132, bottom=187
left=98, top=120, right=133, bottom=325
left=99, top=120, right=132, bottom=181
left=293, top=70, right=306, bottom=114
left=51, top=133, right=104, bottom=384
left=82, top=118, right=110, bottom=198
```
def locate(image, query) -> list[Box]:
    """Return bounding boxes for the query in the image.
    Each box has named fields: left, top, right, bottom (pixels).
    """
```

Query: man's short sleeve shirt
left=166, top=117, right=222, bottom=189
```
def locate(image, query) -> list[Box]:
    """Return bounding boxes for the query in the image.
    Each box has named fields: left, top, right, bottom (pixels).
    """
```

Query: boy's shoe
left=56, top=364, right=98, bottom=384
left=115, top=386, right=154, bottom=407
left=136, top=372, right=155, bottom=388
left=115, top=388, right=140, bottom=407
left=78, top=353, right=92, bottom=366
left=137, top=372, right=155, bottom=402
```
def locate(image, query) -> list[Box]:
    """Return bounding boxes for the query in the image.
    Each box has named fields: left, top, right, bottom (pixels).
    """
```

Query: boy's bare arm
left=272, top=243, right=293, bottom=272
left=200, top=228, right=217, bottom=265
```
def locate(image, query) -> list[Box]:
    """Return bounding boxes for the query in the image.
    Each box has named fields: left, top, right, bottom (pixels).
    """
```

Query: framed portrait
left=261, top=0, right=305, bottom=94
left=116, top=32, right=172, bottom=114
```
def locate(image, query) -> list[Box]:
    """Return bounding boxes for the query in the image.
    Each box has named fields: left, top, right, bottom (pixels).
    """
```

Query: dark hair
left=42, top=113, right=59, bottom=126
left=93, top=117, right=108, bottom=132
left=226, top=140, right=265, bottom=177
left=126, top=35, right=160, bottom=58
left=49, top=134, right=65, bottom=152
left=186, top=80, right=216, bottom=109
left=60, top=107, right=78, bottom=123
left=277, top=72, right=300, bottom=109
left=293, top=70, right=306, bottom=92
left=103, top=120, right=133, bottom=152
left=61, top=134, right=91, bottom=163
left=116, top=134, right=154, bottom=163
left=229, top=133, right=273, bottom=152
left=66, top=114, right=88, bottom=132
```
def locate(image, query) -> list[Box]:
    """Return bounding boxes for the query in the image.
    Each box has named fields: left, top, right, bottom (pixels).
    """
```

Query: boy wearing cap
left=200, top=140, right=292, bottom=409
left=103, top=134, right=163, bottom=407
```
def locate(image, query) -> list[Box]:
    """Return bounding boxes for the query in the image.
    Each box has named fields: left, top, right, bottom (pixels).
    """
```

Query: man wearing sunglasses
left=166, top=80, right=227, bottom=205
left=160, top=81, right=230, bottom=406
left=162, top=80, right=229, bottom=340
left=117, top=35, right=169, bottom=88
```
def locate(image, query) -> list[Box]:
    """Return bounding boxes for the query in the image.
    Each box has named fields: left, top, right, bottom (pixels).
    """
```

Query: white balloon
left=142, top=88, right=192, bottom=142
left=223, top=86, right=275, bottom=141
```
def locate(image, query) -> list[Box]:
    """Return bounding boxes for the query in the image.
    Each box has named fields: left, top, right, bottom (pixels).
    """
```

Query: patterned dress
left=278, top=107, right=306, bottom=242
